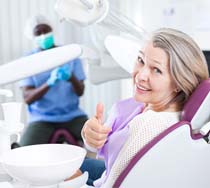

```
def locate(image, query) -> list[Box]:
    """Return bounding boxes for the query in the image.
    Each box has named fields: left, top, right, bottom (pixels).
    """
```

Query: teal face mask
left=35, top=32, right=54, bottom=50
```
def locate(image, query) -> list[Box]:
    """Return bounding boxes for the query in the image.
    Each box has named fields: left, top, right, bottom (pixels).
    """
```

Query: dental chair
left=113, top=78, right=210, bottom=188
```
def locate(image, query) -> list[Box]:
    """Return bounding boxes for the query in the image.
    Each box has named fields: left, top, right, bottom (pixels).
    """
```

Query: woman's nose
left=137, top=67, right=150, bottom=81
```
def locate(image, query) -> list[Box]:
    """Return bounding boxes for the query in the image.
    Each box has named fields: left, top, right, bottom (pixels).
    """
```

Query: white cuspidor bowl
left=1, top=144, right=86, bottom=186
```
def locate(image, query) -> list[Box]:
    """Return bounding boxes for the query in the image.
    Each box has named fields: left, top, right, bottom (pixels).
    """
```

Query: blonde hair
left=151, top=28, right=209, bottom=108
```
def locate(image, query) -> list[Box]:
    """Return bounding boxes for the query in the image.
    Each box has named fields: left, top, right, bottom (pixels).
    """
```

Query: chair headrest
left=181, top=79, right=210, bottom=131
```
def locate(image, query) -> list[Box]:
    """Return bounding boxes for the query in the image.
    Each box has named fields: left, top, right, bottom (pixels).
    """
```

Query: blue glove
left=47, top=63, right=73, bottom=87
left=46, top=68, right=60, bottom=87
left=57, top=63, right=73, bottom=81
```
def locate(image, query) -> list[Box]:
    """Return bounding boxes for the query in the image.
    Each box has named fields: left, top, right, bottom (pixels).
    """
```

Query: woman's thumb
left=96, top=103, right=104, bottom=124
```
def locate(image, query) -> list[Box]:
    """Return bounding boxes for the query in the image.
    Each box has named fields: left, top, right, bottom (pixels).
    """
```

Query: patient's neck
left=143, top=102, right=180, bottom=113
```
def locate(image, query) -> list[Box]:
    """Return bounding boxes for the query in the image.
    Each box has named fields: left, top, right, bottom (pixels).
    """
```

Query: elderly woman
left=76, top=28, right=209, bottom=187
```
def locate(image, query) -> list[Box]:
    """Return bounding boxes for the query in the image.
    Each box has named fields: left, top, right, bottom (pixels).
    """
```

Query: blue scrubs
left=19, top=48, right=87, bottom=145
left=19, top=48, right=86, bottom=123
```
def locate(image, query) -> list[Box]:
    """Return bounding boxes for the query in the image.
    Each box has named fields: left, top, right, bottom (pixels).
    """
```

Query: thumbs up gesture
left=83, top=103, right=112, bottom=149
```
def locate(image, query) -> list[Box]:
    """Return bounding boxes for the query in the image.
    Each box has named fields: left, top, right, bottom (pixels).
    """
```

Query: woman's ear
left=174, top=88, right=180, bottom=93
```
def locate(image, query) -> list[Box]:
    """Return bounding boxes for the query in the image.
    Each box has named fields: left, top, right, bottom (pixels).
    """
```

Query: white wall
left=129, top=0, right=210, bottom=50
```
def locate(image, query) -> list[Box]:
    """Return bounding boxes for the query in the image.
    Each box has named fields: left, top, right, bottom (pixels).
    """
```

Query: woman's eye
left=137, top=56, right=144, bottom=65
left=154, top=67, right=162, bottom=74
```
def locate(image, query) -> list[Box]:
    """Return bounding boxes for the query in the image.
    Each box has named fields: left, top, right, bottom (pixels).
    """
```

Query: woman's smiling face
left=133, top=41, right=177, bottom=111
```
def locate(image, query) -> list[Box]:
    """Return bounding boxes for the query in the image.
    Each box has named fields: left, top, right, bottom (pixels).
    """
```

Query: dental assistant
left=19, top=15, right=88, bottom=146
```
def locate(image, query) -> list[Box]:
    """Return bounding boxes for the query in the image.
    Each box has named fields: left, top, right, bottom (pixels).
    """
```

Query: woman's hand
left=83, top=103, right=112, bottom=149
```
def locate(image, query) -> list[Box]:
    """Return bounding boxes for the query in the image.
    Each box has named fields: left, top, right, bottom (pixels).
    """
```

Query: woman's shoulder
left=136, top=110, right=181, bottom=127
left=150, top=110, right=181, bottom=120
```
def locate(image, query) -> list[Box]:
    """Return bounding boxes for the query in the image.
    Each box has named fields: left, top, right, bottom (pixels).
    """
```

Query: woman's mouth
left=136, top=84, right=151, bottom=91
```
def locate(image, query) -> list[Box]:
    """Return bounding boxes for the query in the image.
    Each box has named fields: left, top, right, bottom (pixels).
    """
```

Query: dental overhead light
left=54, top=0, right=146, bottom=38
left=54, top=0, right=148, bottom=83
left=55, top=0, right=109, bottom=26
left=105, top=35, right=142, bottom=74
